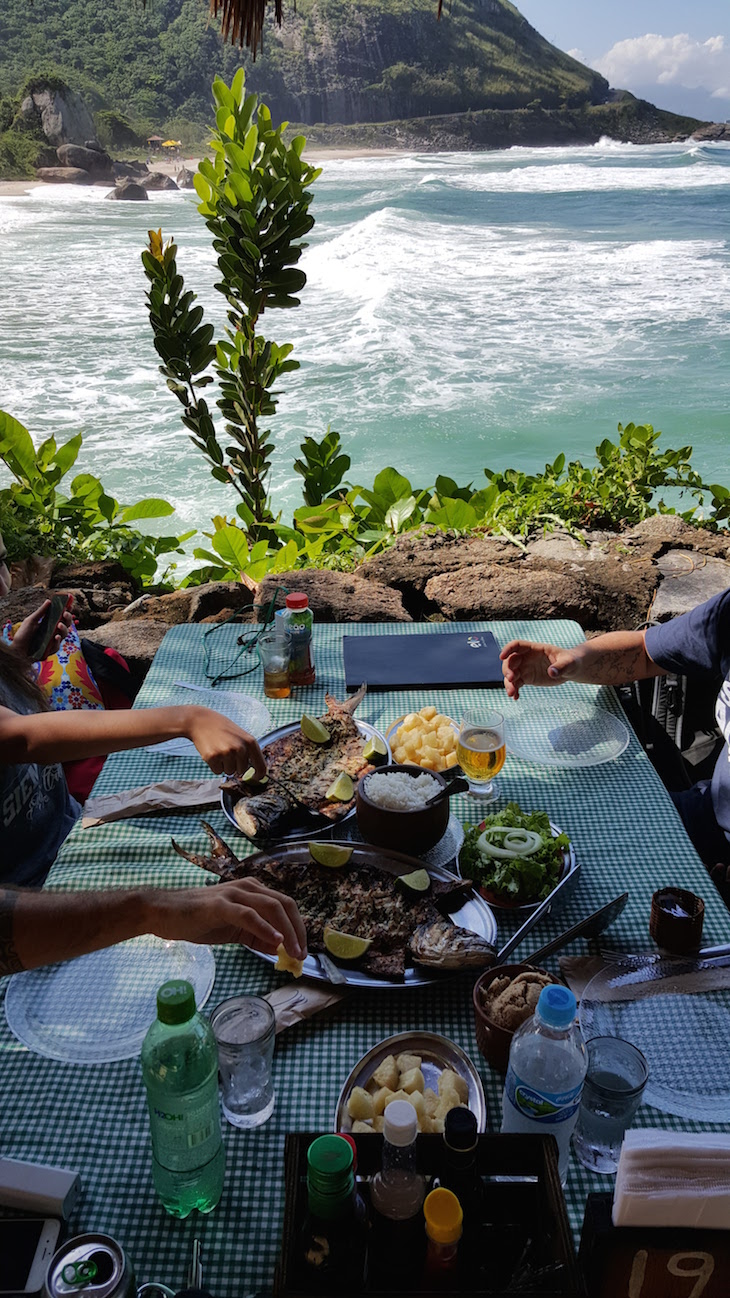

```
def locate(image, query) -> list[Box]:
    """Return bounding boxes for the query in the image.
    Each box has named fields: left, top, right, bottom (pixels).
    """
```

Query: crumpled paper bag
left=264, top=981, right=348, bottom=1033
left=82, top=778, right=222, bottom=827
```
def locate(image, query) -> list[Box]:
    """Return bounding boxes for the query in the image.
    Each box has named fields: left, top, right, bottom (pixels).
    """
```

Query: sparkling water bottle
left=501, top=984, right=586, bottom=1185
left=141, top=979, right=225, bottom=1218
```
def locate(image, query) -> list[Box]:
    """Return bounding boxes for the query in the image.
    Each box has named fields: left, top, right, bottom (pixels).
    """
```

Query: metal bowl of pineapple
left=385, top=706, right=460, bottom=773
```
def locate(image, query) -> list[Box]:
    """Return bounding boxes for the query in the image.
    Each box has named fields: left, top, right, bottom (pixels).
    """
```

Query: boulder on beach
left=176, top=167, right=196, bottom=189
left=56, top=142, right=113, bottom=175
left=20, top=86, right=98, bottom=147
left=35, top=166, right=94, bottom=184
left=106, top=178, right=148, bottom=201
left=144, top=171, right=179, bottom=190
left=113, top=160, right=150, bottom=179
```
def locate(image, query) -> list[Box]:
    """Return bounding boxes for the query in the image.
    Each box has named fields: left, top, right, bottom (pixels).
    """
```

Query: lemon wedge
left=308, top=841, right=354, bottom=869
left=396, top=868, right=431, bottom=894
left=300, top=714, right=331, bottom=744
left=323, top=926, right=372, bottom=961
left=362, top=735, right=388, bottom=763
left=325, top=772, right=354, bottom=802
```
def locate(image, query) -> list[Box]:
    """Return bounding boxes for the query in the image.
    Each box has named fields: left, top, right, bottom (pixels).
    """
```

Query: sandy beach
left=0, top=147, right=407, bottom=196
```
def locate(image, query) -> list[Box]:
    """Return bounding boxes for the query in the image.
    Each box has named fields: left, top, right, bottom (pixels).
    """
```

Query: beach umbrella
left=162, top=140, right=182, bottom=147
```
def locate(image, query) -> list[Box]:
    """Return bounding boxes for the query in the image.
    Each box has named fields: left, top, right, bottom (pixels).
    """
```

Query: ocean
left=1, top=139, right=729, bottom=568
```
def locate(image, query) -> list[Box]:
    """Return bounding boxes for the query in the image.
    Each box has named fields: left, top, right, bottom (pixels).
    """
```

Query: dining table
left=3, top=617, right=730, bottom=1297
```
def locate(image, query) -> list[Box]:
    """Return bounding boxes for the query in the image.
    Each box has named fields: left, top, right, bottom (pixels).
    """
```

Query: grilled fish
left=225, top=685, right=376, bottom=840
left=172, top=821, right=496, bottom=981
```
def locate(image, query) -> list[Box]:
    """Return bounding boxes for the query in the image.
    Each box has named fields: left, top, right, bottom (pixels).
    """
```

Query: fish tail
left=171, top=838, right=227, bottom=875
left=325, top=683, right=367, bottom=718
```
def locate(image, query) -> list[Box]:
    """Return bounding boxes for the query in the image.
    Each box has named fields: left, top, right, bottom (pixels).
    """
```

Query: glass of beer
left=258, top=632, right=290, bottom=699
left=457, top=708, right=506, bottom=799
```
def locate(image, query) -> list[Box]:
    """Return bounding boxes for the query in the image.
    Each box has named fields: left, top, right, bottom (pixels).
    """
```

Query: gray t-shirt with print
left=0, top=675, right=79, bottom=886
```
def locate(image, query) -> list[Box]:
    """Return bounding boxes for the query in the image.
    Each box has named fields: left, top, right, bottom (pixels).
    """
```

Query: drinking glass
left=573, top=1036, right=649, bottom=1174
left=210, top=996, right=276, bottom=1130
left=258, top=632, right=290, bottom=699
left=456, top=707, right=506, bottom=799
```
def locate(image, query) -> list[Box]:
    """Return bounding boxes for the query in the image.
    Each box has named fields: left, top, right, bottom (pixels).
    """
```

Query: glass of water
left=573, top=1036, right=649, bottom=1174
left=210, top=995, right=276, bottom=1130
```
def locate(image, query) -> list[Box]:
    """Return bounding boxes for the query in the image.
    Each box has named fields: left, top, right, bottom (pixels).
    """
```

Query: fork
left=600, top=942, right=730, bottom=965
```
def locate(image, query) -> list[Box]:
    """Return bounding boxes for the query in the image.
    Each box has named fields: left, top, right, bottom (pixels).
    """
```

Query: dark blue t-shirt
left=0, top=676, right=80, bottom=886
left=645, top=589, right=730, bottom=842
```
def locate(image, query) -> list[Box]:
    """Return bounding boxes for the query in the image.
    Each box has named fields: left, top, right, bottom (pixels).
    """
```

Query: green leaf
left=0, top=409, right=37, bottom=483
left=119, top=498, right=175, bottom=523
left=385, top=495, right=417, bottom=533
left=211, top=524, right=250, bottom=572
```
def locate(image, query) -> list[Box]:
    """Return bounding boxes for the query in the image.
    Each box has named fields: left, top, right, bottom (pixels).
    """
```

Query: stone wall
left=4, top=517, right=729, bottom=683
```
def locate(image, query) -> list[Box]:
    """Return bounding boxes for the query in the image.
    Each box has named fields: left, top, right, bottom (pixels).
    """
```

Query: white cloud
left=596, top=33, right=730, bottom=103
left=566, top=47, right=586, bottom=65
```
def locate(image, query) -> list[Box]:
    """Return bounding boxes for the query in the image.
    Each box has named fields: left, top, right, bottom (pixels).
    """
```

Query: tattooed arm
left=500, top=630, right=666, bottom=701
left=0, top=882, right=307, bottom=975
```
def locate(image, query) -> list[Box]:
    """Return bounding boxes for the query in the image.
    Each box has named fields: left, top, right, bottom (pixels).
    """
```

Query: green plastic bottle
left=141, top=980, right=224, bottom=1218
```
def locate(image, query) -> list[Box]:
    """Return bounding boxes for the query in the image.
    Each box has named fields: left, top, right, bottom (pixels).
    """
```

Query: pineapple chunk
left=347, top=1087, right=375, bottom=1121
left=393, top=745, right=407, bottom=764
left=372, top=1055, right=399, bottom=1091
left=423, top=1088, right=439, bottom=1118
left=444, top=750, right=458, bottom=767
left=401, top=713, right=419, bottom=732
left=372, top=1116, right=385, bottom=1133
left=406, top=1090, right=426, bottom=1121
left=419, top=706, right=437, bottom=720
left=395, top=1052, right=422, bottom=1074
left=372, top=1087, right=392, bottom=1116
left=383, top=1089, right=412, bottom=1109
left=351, top=1120, right=374, bottom=1133
left=399, top=1067, right=425, bottom=1095
left=439, top=1070, right=469, bottom=1103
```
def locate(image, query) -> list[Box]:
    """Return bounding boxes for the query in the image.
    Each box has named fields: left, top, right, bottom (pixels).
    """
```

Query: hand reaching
left=152, top=877, right=308, bottom=960
left=500, top=639, right=582, bottom=701
left=185, top=707, right=267, bottom=779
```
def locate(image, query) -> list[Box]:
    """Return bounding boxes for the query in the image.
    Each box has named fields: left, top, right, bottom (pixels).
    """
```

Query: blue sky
left=517, top=0, right=730, bottom=120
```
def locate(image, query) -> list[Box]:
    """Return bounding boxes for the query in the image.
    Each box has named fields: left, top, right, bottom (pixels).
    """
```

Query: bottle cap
left=307, top=1136, right=354, bottom=1215
left=156, top=979, right=195, bottom=1025
left=536, top=984, right=576, bottom=1029
left=444, top=1106, right=478, bottom=1152
left=383, top=1099, right=418, bottom=1146
left=424, top=1188, right=463, bottom=1244
left=285, top=592, right=309, bottom=610
left=338, top=1132, right=358, bottom=1172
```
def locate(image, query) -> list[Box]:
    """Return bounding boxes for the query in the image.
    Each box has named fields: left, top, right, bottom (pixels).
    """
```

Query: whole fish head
left=410, top=918, right=496, bottom=970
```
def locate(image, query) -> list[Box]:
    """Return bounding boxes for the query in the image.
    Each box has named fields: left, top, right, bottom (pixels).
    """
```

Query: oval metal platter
left=241, top=840, right=497, bottom=990
left=459, top=818, right=578, bottom=914
left=220, top=718, right=391, bottom=842
left=335, top=1030, right=488, bottom=1132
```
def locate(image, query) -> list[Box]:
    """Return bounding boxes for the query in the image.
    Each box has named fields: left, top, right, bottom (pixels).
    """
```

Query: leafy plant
left=293, top=427, right=351, bottom=506
left=0, top=409, right=193, bottom=583
left=142, top=69, right=320, bottom=540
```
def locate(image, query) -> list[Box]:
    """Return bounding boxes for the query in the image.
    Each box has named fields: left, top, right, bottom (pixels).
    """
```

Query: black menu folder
left=343, top=630, right=503, bottom=691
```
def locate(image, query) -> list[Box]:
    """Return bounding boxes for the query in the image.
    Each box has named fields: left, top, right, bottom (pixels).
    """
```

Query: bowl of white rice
left=356, top=764, right=450, bottom=854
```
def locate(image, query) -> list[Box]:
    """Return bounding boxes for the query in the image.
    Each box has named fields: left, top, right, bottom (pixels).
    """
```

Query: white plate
left=505, top=706, right=630, bottom=767
left=335, top=1031, right=487, bottom=1132
left=5, top=937, right=215, bottom=1064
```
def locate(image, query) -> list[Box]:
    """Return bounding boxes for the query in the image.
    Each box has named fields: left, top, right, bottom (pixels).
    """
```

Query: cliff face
left=245, top=0, right=610, bottom=125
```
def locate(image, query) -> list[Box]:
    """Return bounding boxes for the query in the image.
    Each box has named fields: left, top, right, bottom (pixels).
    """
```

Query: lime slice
left=396, top=868, right=431, bottom=894
left=308, top=841, right=354, bottom=869
left=300, top=714, right=331, bottom=744
left=325, top=772, right=354, bottom=802
left=241, top=766, right=268, bottom=785
left=363, top=735, right=388, bottom=763
left=323, top=926, right=372, bottom=960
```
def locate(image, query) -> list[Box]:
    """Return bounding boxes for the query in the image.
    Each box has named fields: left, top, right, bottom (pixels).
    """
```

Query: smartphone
left=0, top=1217, right=61, bottom=1295
left=25, top=596, right=68, bottom=662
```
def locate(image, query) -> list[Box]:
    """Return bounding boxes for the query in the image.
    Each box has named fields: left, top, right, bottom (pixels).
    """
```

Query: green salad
left=460, top=802, right=570, bottom=905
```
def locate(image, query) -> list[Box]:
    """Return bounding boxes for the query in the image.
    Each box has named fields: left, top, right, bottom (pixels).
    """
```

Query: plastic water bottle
left=141, top=979, right=225, bottom=1217
left=501, top=984, right=586, bottom=1185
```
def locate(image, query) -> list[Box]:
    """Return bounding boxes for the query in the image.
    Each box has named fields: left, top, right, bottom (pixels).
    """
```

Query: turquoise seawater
left=1, top=139, right=729, bottom=565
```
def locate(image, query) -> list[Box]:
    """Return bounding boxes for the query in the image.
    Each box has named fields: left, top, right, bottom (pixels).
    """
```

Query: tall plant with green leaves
left=142, top=70, right=320, bottom=542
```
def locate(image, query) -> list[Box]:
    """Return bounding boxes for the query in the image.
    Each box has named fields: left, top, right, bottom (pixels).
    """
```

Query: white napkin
left=613, top=1129, right=730, bottom=1229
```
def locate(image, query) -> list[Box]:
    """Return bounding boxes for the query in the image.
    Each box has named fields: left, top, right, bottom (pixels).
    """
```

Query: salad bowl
left=458, top=803, right=578, bottom=913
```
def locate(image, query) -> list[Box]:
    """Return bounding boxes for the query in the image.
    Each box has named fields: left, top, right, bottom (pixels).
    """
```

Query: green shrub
left=95, top=109, right=141, bottom=150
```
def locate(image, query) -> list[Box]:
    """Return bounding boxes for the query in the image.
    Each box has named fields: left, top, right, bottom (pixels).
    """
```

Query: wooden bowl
left=472, top=963, right=562, bottom=1073
left=355, top=764, right=450, bottom=856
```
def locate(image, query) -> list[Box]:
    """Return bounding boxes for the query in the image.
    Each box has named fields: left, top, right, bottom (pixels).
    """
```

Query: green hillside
left=0, top=0, right=608, bottom=132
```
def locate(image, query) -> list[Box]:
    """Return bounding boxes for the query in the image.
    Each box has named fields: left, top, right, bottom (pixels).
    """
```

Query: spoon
left=424, top=776, right=469, bottom=806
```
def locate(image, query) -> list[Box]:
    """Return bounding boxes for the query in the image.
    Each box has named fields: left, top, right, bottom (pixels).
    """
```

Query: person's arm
left=0, top=704, right=266, bottom=778
left=500, top=630, right=666, bottom=701
left=0, top=879, right=308, bottom=975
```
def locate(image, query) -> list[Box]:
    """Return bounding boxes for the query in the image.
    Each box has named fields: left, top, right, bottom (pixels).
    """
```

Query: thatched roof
left=210, top=0, right=283, bottom=60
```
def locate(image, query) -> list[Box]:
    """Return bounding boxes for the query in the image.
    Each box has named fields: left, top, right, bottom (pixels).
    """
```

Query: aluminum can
left=43, top=1234, right=135, bottom=1298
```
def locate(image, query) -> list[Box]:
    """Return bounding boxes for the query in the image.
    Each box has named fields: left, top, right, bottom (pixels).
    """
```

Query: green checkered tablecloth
left=4, top=620, right=730, bottom=1295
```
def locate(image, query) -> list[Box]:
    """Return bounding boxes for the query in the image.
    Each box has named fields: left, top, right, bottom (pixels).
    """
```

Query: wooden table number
left=579, top=1194, right=730, bottom=1298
